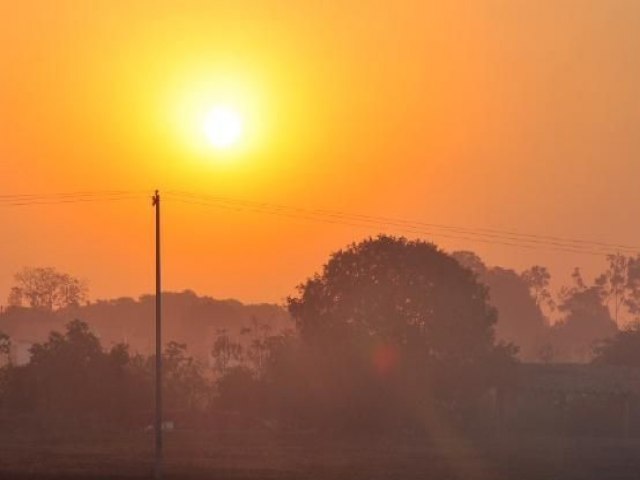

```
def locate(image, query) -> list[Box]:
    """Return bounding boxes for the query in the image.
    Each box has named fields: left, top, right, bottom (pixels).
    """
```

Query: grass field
left=2, top=429, right=640, bottom=479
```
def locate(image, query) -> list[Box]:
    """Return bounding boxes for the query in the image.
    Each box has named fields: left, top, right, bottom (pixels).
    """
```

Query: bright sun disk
left=202, top=106, right=244, bottom=149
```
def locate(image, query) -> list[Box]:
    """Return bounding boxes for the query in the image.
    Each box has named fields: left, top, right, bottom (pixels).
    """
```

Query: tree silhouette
left=0, top=320, right=210, bottom=427
left=594, top=254, right=640, bottom=326
left=9, top=320, right=132, bottom=421
left=286, top=236, right=516, bottom=426
left=593, top=322, right=640, bottom=366
left=211, top=329, right=243, bottom=376
left=553, top=271, right=618, bottom=362
left=522, top=265, right=555, bottom=313
left=241, top=317, right=273, bottom=377
left=8, top=267, right=88, bottom=311
left=162, top=341, right=207, bottom=411
left=452, top=251, right=547, bottom=361
left=291, top=237, right=502, bottom=353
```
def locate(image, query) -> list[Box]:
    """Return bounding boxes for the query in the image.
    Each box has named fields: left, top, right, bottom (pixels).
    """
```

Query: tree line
left=2, top=236, right=640, bottom=434
left=453, top=251, right=640, bottom=362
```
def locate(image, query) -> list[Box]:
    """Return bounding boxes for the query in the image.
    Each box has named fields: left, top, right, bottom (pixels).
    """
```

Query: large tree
left=285, top=236, right=515, bottom=427
left=8, top=267, right=88, bottom=311
left=291, top=238, right=503, bottom=353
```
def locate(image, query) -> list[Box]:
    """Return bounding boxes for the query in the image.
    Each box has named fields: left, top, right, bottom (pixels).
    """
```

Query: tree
left=485, top=267, right=548, bottom=361
left=211, top=329, right=243, bottom=376
left=291, top=238, right=502, bottom=354
left=9, top=320, right=136, bottom=421
left=594, top=254, right=640, bottom=325
left=522, top=265, right=555, bottom=313
left=451, top=250, right=487, bottom=277
left=552, top=270, right=618, bottom=362
left=162, top=341, right=207, bottom=411
left=240, top=317, right=273, bottom=377
left=0, top=321, right=210, bottom=428
left=215, top=366, right=262, bottom=413
left=452, top=252, right=548, bottom=361
left=8, top=267, right=88, bottom=311
left=593, top=322, right=640, bottom=366
left=286, top=236, right=516, bottom=427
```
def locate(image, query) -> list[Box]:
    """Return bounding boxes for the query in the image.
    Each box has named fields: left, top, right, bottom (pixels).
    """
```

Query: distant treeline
left=0, top=286, right=290, bottom=365
left=0, top=237, right=511, bottom=432
left=452, top=251, right=629, bottom=363
left=2, top=237, right=640, bottom=435
left=2, top=244, right=639, bottom=366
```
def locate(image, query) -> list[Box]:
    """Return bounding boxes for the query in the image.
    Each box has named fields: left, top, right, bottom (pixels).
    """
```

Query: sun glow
left=203, top=106, right=244, bottom=149
left=166, top=69, right=270, bottom=164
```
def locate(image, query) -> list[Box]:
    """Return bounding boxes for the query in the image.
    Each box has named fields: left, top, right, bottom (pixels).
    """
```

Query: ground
left=2, top=429, right=640, bottom=479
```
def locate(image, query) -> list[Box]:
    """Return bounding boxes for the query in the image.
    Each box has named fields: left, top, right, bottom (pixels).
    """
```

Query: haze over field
left=2, top=1, right=640, bottom=304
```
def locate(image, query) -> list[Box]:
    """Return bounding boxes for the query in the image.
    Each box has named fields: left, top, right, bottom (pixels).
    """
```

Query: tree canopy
left=290, top=236, right=502, bottom=357
left=8, top=267, right=88, bottom=311
left=284, top=236, right=516, bottom=427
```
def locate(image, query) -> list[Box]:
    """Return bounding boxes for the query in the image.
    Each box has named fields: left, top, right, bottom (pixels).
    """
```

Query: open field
left=2, top=429, right=640, bottom=480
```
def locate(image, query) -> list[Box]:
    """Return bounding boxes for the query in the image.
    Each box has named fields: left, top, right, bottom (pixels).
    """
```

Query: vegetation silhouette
left=8, top=267, right=88, bottom=311
left=593, top=322, right=640, bottom=366
left=0, top=236, right=519, bottom=434
left=5, top=252, right=640, bottom=366
left=3, top=238, right=640, bottom=478
left=452, top=251, right=548, bottom=361
left=276, top=235, right=517, bottom=430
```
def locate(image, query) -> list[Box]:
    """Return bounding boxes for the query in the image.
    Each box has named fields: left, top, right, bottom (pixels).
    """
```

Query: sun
left=202, top=106, right=244, bottom=149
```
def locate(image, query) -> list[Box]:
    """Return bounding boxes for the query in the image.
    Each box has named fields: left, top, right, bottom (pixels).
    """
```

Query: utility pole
left=152, top=190, right=163, bottom=480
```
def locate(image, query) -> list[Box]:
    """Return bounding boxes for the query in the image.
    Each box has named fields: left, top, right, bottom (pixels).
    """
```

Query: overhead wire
left=168, top=196, right=584, bottom=253
left=164, top=191, right=640, bottom=256
left=0, top=190, right=145, bottom=199
left=1, top=189, right=637, bottom=257
left=0, top=191, right=148, bottom=207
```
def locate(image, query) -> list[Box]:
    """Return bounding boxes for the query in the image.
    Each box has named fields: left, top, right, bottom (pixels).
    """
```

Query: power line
left=164, top=191, right=640, bottom=256
left=0, top=190, right=145, bottom=200
left=0, top=191, right=147, bottom=207
left=2, top=189, right=638, bottom=257
left=168, top=196, right=585, bottom=253
left=167, top=197, right=609, bottom=256
left=165, top=191, right=628, bottom=250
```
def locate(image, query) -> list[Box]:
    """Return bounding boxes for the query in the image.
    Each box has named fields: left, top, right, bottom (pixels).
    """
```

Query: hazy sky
left=1, top=1, right=639, bottom=304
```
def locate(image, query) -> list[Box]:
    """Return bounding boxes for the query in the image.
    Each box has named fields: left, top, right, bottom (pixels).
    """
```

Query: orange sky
left=1, top=1, right=639, bottom=305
